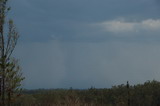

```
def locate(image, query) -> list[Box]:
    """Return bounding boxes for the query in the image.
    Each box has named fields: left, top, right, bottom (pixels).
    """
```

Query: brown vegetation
left=13, top=80, right=160, bottom=106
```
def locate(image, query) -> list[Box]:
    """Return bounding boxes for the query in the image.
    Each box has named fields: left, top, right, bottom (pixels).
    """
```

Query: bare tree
left=127, top=81, right=130, bottom=106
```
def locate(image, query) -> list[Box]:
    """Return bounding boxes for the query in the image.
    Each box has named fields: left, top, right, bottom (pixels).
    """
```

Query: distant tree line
left=13, top=80, right=160, bottom=106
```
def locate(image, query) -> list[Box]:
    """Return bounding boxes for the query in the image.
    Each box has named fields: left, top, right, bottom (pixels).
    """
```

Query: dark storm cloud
left=10, top=0, right=160, bottom=89
left=9, top=0, right=160, bottom=43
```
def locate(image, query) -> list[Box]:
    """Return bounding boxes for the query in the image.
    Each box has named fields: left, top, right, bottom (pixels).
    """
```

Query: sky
left=6, top=0, right=160, bottom=89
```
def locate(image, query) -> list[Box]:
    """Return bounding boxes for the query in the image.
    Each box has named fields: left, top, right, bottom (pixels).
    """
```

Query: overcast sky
left=7, top=0, right=160, bottom=89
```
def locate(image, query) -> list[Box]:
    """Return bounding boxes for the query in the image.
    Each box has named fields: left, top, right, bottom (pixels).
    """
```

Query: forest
left=12, top=80, right=160, bottom=106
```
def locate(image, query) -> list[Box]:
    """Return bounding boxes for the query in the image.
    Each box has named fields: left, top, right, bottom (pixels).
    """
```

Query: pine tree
left=0, top=0, right=24, bottom=105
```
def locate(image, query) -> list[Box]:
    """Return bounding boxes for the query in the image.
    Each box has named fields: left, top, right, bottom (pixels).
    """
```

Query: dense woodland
left=11, top=80, right=160, bottom=106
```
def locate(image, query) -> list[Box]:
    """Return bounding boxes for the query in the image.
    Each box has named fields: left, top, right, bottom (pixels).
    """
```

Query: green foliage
left=5, top=58, right=25, bottom=99
left=0, top=0, right=23, bottom=105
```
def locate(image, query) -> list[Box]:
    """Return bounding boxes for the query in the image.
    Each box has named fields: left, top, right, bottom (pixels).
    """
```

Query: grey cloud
left=14, top=40, right=160, bottom=89
left=9, top=0, right=160, bottom=89
left=9, top=0, right=160, bottom=43
left=14, top=41, right=67, bottom=89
